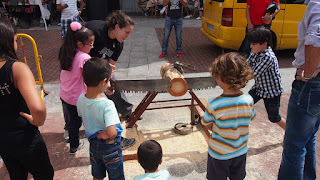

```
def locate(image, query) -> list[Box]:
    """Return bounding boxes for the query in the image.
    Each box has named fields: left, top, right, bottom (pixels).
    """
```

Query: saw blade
left=111, top=76, right=217, bottom=93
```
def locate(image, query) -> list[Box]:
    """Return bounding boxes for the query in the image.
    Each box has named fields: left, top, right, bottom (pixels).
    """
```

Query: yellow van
left=200, top=0, right=306, bottom=50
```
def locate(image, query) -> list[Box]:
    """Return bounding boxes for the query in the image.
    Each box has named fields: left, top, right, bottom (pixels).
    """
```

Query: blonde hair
left=209, top=52, right=253, bottom=91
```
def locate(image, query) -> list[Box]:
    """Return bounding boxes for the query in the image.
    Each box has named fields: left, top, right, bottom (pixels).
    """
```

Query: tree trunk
left=160, top=63, right=188, bottom=97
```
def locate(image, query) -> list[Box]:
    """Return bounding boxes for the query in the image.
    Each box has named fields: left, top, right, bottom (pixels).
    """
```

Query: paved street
left=0, top=15, right=319, bottom=179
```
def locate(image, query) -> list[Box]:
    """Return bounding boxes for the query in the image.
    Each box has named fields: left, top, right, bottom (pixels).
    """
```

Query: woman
left=0, top=17, right=54, bottom=179
left=85, top=10, right=136, bottom=150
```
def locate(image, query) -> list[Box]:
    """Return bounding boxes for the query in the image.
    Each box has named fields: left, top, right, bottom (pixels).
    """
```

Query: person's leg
left=262, top=95, right=285, bottom=130
left=61, top=98, right=70, bottom=140
left=20, top=132, right=54, bottom=180
left=278, top=79, right=320, bottom=179
left=1, top=153, right=28, bottom=180
left=174, top=18, right=183, bottom=54
left=206, top=154, right=230, bottom=180
left=105, top=137, right=124, bottom=180
left=248, top=88, right=262, bottom=104
left=61, top=100, right=82, bottom=152
left=229, top=154, right=246, bottom=180
left=107, top=75, right=133, bottom=116
left=162, top=17, right=174, bottom=54
left=239, top=26, right=250, bottom=57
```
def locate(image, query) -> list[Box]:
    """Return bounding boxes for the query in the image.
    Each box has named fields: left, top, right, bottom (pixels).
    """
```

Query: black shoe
left=69, top=140, right=84, bottom=155
left=121, top=110, right=143, bottom=120
left=121, top=137, right=136, bottom=150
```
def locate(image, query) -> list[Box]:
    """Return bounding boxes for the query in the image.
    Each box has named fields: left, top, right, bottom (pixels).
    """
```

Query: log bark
left=160, top=63, right=188, bottom=97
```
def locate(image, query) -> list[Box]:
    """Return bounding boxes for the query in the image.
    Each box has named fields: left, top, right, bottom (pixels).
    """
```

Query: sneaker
left=159, top=53, right=166, bottom=58
left=196, top=17, right=202, bottom=20
left=69, top=140, right=84, bottom=155
left=121, top=137, right=136, bottom=150
left=64, top=130, right=69, bottom=143
left=57, top=23, right=61, bottom=26
left=177, top=53, right=184, bottom=58
left=184, top=15, right=192, bottom=18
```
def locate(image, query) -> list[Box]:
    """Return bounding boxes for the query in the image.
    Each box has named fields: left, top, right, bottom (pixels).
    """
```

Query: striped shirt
left=202, top=93, right=256, bottom=160
left=247, top=47, right=283, bottom=98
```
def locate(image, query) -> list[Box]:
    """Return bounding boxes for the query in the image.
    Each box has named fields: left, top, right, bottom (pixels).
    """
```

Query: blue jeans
left=89, top=136, right=124, bottom=180
left=239, top=24, right=271, bottom=57
left=278, top=74, right=320, bottom=180
left=162, top=17, right=183, bottom=54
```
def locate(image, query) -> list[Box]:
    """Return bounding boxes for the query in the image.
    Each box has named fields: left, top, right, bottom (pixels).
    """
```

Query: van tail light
left=222, top=8, right=233, bottom=26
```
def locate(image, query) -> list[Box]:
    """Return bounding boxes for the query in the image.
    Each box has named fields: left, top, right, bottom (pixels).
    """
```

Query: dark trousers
left=61, top=99, right=82, bottom=149
left=107, top=75, right=133, bottom=115
left=0, top=132, right=54, bottom=180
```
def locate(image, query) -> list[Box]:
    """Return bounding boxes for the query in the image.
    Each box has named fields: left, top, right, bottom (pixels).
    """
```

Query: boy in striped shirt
left=247, top=27, right=286, bottom=130
left=202, top=52, right=256, bottom=180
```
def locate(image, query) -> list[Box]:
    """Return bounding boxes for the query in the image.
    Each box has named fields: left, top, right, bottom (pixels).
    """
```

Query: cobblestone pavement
left=0, top=15, right=319, bottom=179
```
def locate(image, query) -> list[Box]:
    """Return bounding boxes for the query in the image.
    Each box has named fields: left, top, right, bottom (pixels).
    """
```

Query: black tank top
left=0, top=60, right=38, bottom=153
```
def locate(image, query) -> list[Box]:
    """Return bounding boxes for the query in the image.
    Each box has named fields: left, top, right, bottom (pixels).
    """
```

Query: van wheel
left=271, top=31, right=277, bottom=50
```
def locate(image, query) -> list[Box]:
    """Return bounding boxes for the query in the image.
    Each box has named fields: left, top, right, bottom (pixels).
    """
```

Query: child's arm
left=97, top=125, right=117, bottom=140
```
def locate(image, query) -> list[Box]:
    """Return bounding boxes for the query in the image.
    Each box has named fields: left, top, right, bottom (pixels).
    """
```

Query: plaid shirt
left=247, top=47, right=283, bottom=98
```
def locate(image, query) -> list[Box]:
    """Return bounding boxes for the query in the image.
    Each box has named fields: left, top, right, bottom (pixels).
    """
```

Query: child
left=77, top=57, right=125, bottom=180
left=247, top=27, right=286, bottom=130
left=202, top=52, right=256, bottom=180
left=134, top=140, right=171, bottom=180
left=59, top=21, right=94, bottom=154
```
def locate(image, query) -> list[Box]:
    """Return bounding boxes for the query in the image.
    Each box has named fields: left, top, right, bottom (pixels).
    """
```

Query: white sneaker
left=63, top=130, right=69, bottom=142
left=160, top=7, right=166, bottom=14
left=196, top=17, right=202, bottom=20
left=184, top=15, right=192, bottom=18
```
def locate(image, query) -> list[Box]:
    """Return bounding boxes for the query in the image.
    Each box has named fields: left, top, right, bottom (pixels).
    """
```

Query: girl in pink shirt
left=59, top=21, right=94, bottom=154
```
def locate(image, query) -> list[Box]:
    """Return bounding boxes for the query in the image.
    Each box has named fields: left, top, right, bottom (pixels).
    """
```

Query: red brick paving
left=155, top=27, right=296, bottom=73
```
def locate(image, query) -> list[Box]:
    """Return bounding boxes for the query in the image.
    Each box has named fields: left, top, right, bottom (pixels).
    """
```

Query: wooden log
left=160, top=63, right=188, bottom=97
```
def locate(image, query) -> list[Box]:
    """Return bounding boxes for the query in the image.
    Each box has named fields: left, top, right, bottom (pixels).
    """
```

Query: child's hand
left=104, top=89, right=115, bottom=95
left=97, top=130, right=110, bottom=140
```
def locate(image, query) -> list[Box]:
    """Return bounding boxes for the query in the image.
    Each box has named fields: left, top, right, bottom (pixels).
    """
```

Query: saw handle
left=174, top=61, right=196, bottom=74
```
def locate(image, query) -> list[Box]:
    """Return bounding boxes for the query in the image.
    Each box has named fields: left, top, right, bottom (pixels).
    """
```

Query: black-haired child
left=247, top=26, right=286, bottom=130
left=134, top=140, right=171, bottom=180
left=77, top=57, right=125, bottom=180
left=59, top=21, right=94, bottom=154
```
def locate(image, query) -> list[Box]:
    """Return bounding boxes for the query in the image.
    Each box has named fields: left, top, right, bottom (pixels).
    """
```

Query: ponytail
left=106, top=10, right=135, bottom=30
left=59, top=22, right=94, bottom=71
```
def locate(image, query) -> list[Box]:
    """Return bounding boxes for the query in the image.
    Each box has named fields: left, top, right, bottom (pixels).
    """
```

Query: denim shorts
left=89, top=136, right=124, bottom=180
left=249, top=89, right=282, bottom=123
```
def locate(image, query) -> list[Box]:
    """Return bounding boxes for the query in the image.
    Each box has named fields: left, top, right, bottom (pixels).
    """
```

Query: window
left=237, top=0, right=247, bottom=3
left=285, top=0, right=305, bottom=4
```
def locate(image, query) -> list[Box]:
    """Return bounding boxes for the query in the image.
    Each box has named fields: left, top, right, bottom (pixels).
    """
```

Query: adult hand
left=109, top=63, right=116, bottom=77
left=104, top=89, right=115, bottom=96
left=20, top=112, right=36, bottom=126
left=296, top=66, right=320, bottom=81
left=262, top=13, right=272, bottom=24
left=247, top=23, right=254, bottom=32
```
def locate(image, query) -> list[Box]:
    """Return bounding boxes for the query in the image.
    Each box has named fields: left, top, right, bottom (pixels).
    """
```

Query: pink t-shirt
left=59, top=50, right=91, bottom=106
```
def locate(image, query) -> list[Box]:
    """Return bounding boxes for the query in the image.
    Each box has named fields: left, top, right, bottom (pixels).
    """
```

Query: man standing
left=239, top=0, right=279, bottom=57
left=56, top=0, right=84, bottom=39
left=159, top=0, right=187, bottom=58
left=278, top=0, right=320, bottom=179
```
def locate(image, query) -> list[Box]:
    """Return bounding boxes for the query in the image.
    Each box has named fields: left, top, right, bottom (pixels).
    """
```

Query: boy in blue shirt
left=134, top=140, right=171, bottom=180
left=77, top=57, right=124, bottom=180
left=247, top=27, right=286, bottom=130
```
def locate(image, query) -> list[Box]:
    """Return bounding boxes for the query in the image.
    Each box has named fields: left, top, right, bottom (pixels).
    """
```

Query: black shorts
left=206, top=153, right=246, bottom=180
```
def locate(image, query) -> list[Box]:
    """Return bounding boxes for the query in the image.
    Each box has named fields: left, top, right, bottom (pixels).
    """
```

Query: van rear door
left=202, top=0, right=234, bottom=39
